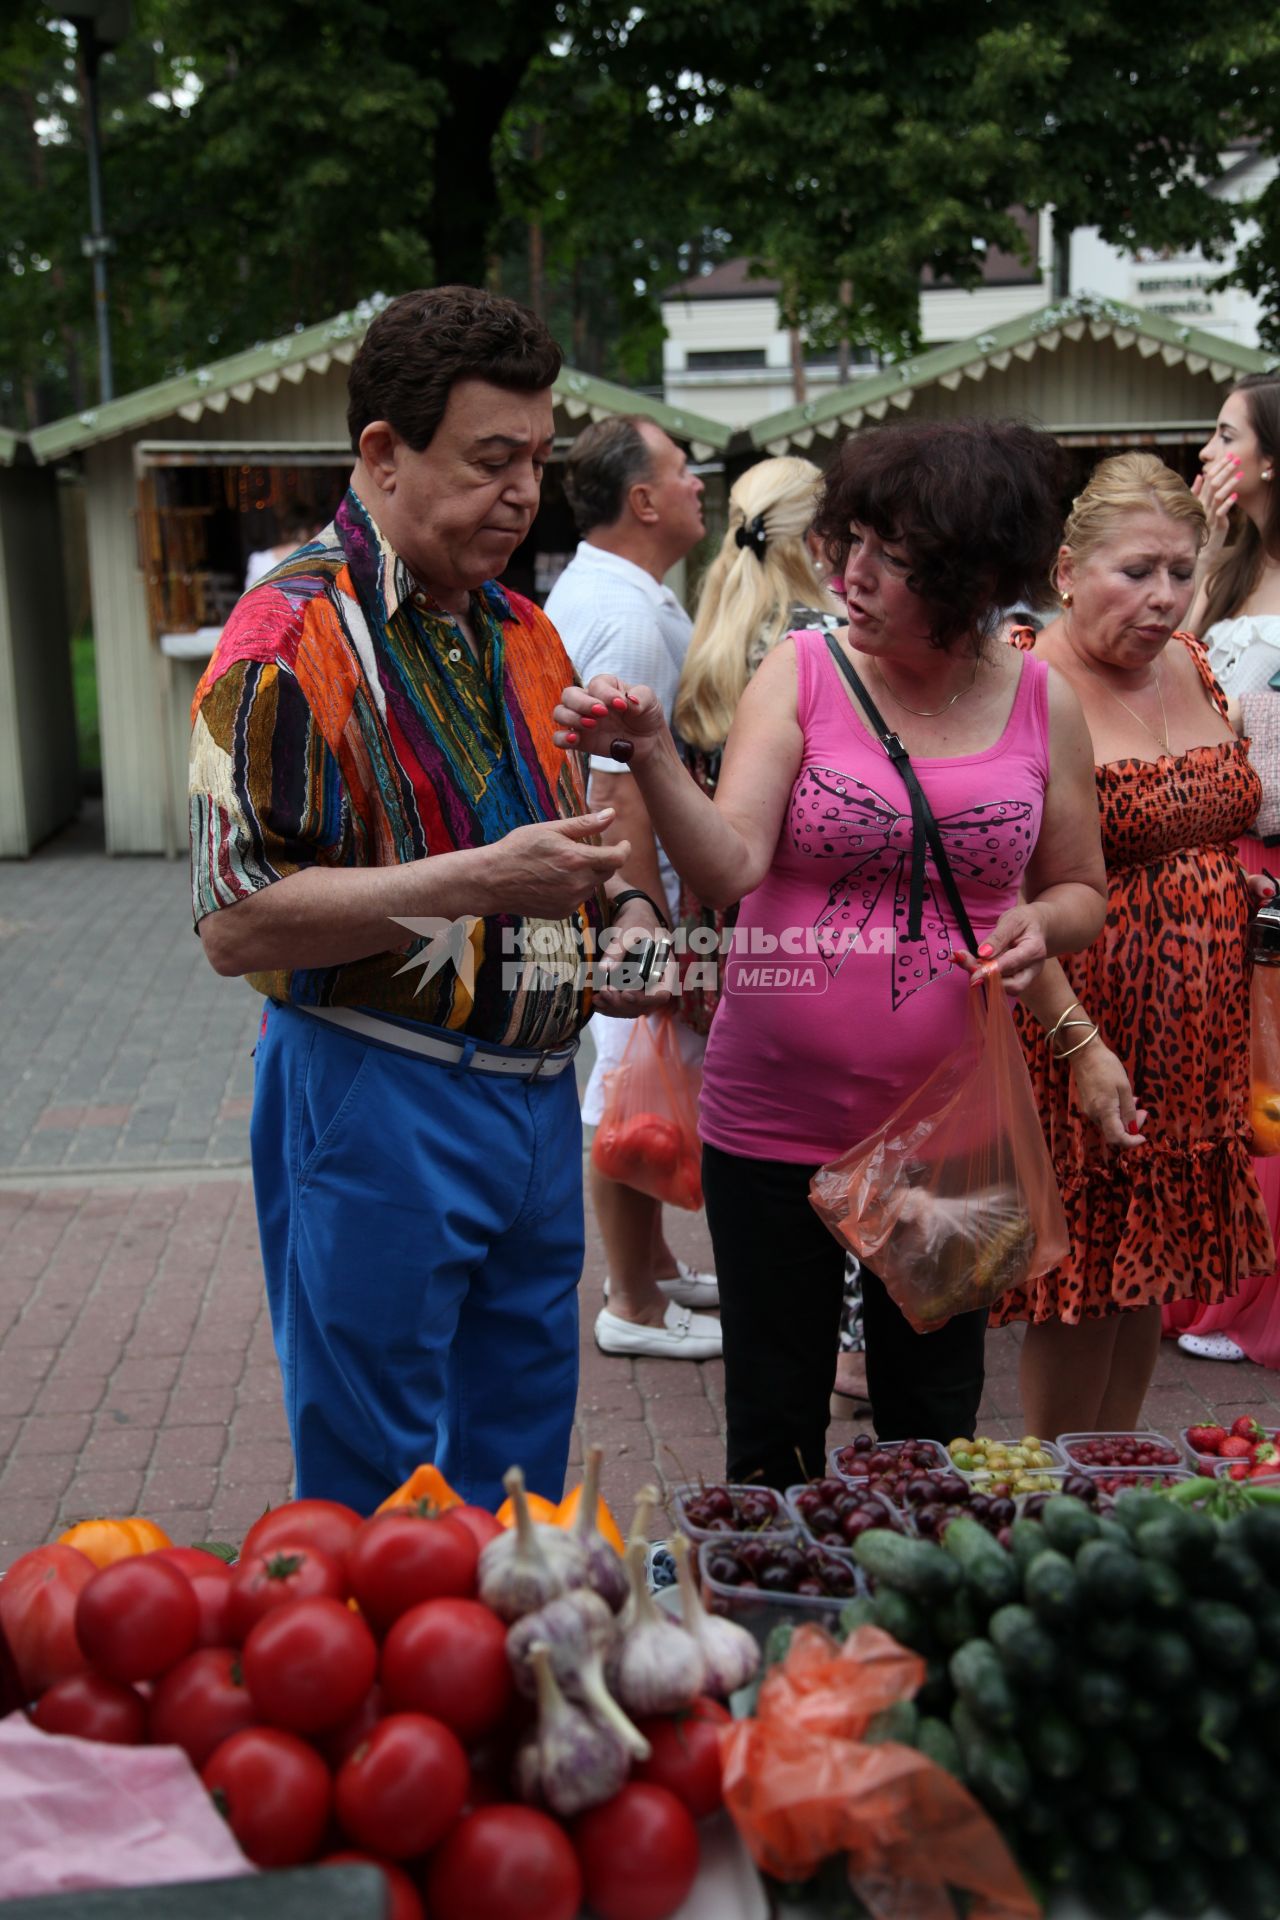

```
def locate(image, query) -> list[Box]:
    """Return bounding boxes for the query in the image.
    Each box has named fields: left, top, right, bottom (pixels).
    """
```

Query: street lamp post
left=67, top=0, right=132, bottom=405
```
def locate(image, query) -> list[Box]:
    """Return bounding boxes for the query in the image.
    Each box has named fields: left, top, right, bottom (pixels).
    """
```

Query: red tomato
left=573, top=1784, right=700, bottom=1920
left=380, top=1598, right=513, bottom=1744
left=447, top=1505, right=506, bottom=1553
left=226, top=1543, right=347, bottom=1642
left=241, top=1499, right=362, bottom=1565
left=0, top=1544, right=96, bottom=1698
left=633, top=1697, right=730, bottom=1819
left=75, top=1557, right=199, bottom=1683
left=319, top=1852, right=424, bottom=1920
left=318, top=1683, right=385, bottom=1770
left=242, top=1595, right=377, bottom=1734
left=345, top=1513, right=478, bottom=1631
left=621, top=1114, right=682, bottom=1173
left=30, top=1671, right=147, bottom=1744
left=152, top=1548, right=234, bottom=1648
left=334, top=1711, right=469, bottom=1858
left=148, top=1647, right=259, bottom=1769
left=202, top=1726, right=331, bottom=1868
left=425, top=1805, right=582, bottom=1920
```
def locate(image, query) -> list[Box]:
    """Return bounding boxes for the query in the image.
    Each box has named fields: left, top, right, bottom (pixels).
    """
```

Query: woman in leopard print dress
left=992, top=454, right=1274, bottom=1435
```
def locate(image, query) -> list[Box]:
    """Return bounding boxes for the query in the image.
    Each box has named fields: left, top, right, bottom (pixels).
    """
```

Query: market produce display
left=0, top=1446, right=755, bottom=1920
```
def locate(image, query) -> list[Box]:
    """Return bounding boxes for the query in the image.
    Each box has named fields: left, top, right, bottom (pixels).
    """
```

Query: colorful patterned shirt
left=189, top=488, right=601, bottom=1048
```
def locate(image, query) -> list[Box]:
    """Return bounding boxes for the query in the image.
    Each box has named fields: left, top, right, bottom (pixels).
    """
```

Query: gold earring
left=1062, top=591, right=1073, bottom=607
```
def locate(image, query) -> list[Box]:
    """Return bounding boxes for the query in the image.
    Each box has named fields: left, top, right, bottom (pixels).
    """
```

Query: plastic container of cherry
left=783, top=1479, right=909, bottom=1550
left=1057, top=1429, right=1181, bottom=1471
left=828, top=1435, right=950, bottom=1498
left=697, top=1534, right=861, bottom=1644
left=671, top=1481, right=798, bottom=1543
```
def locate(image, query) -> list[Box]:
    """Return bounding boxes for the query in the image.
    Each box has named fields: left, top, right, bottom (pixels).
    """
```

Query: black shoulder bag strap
left=823, top=631, right=980, bottom=955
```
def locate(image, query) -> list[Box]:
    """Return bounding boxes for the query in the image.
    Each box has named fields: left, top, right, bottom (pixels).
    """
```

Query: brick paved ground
left=2, top=804, right=1279, bottom=1566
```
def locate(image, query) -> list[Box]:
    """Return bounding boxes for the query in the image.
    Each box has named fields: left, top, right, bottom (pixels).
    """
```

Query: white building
left=663, top=149, right=1277, bottom=425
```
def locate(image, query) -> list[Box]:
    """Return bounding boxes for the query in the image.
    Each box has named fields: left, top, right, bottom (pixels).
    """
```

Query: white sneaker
left=594, top=1300, right=723, bottom=1360
left=603, top=1259, right=719, bottom=1311
left=1177, top=1331, right=1246, bottom=1362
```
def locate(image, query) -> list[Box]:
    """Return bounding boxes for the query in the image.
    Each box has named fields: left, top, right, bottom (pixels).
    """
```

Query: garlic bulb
left=521, top=1643, right=630, bottom=1817
left=478, top=1466, right=588, bottom=1622
left=567, top=1444, right=628, bottom=1612
left=610, top=1539, right=706, bottom=1716
left=672, top=1533, right=759, bottom=1697
left=507, top=1588, right=650, bottom=1761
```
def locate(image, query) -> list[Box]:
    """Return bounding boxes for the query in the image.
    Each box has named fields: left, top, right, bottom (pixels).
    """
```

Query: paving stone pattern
left=2, top=805, right=1279, bottom=1565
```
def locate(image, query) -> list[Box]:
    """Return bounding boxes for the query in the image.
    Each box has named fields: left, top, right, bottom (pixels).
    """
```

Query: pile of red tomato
left=0, top=1497, right=727, bottom=1920
left=591, top=1113, right=702, bottom=1212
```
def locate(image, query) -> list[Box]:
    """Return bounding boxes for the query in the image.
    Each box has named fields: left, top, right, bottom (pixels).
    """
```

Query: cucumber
left=1064, top=1662, right=1128, bottom=1728
left=931, top=1586, right=983, bottom=1650
left=1227, top=1737, right=1273, bottom=1806
left=1197, top=1541, right=1268, bottom=1607
left=1014, top=1793, right=1060, bottom=1837
left=940, top=1514, right=1018, bottom=1611
left=914, top=1714, right=963, bottom=1778
left=1023, top=1548, right=1079, bottom=1626
left=864, top=1699, right=919, bottom=1746
left=1220, top=1858, right=1280, bottom=1920
left=1247, top=1653, right=1280, bottom=1710
left=949, top=1638, right=1017, bottom=1732
left=1187, top=1597, right=1259, bottom=1673
left=1095, top=1513, right=1131, bottom=1548
left=1112, top=1487, right=1173, bottom=1534
left=1038, top=1494, right=1100, bottom=1555
left=1177, top=1679, right=1240, bottom=1759
left=1130, top=1627, right=1196, bottom=1692
left=1081, top=1856, right=1153, bottom=1920
left=1135, top=1505, right=1217, bottom=1568
left=1075, top=1539, right=1145, bottom=1611
left=838, top=1595, right=878, bottom=1634
left=868, top=1585, right=926, bottom=1646
left=1151, top=1856, right=1214, bottom=1917
left=852, top=1530, right=962, bottom=1601
left=1240, top=1503, right=1280, bottom=1576
left=1023, top=1829, right=1083, bottom=1889
left=1095, top=1732, right=1140, bottom=1799
left=1083, top=1611, right=1138, bottom=1663
left=1124, top=1692, right=1172, bottom=1744
left=1022, top=1704, right=1084, bottom=1780
left=915, top=1655, right=952, bottom=1717
left=1145, top=1750, right=1208, bottom=1816
left=1007, top=1516, right=1047, bottom=1575
left=1137, top=1555, right=1186, bottom=1612
left=949, top=1699, right=1029, bottom=1813
left=1078, top=1801, right=1123, bottom=1852
left=1127, top=1796, right=1182, bottom=1864
left=1188, top=1798, right=1251, bottom=1861
left=987, top=1603, right=1058, bottom=1688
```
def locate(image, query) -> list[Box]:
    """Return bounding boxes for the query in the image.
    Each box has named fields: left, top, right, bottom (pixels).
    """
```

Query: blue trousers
left=250, top=1002, right=584, bottom=1514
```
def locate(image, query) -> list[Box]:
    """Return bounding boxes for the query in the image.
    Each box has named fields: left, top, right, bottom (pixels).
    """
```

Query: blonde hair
left=676, top=456, right=837, bottom=752
left=1055, top=452, right=1207, bottom=594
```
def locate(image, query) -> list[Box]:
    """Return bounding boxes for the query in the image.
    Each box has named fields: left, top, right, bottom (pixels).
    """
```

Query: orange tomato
left=375, top=1464, right=462, bottom=1516
left=557, top=1482, right=625, bottom=1553
left=1251, top=1086, right=1280, bottom=1157
left=57, top=1516, right=173, bottom=1568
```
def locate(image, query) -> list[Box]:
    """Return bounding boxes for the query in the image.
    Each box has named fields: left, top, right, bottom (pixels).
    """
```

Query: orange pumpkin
left=1251, top=1085, right=1280, bottom=1157
left=557, top=1481, right=625, bottom=1553
left=495, top=1488, right=561, bottom=1527
left=375, top=1463, right=462, bottom=1516
left=57, top=1516, right=173, bottom=1568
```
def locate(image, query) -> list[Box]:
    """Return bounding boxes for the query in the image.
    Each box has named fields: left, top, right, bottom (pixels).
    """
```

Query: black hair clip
left=734, top=513, right=769, bottom=563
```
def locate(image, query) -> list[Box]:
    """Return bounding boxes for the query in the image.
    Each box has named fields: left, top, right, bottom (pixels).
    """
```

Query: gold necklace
left=870, top=652, right=981, bottom=717
left=1071, top=642, right=1170, bottom=753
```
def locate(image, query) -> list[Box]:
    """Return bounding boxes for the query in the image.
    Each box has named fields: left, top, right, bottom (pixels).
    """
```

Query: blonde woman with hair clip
left=673, top=457, right=872, bottom=1409
left=993, top=452, right=1275, bottom=1434
left=1166, top=373, right=1280, bottom=1366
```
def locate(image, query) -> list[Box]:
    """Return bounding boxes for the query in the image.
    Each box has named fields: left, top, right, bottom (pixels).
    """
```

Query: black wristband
left=608, top=887, right=671, bottom=930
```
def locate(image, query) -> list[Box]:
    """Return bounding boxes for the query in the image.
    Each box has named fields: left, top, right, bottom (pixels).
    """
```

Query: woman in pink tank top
left=557, top=421, right=1109, bottom=1490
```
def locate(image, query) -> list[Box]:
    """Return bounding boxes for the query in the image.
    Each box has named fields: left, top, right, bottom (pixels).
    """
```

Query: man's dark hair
left=562, top=416, right=657, bottom=534
left=812, top=419, right=1068, bottom=651
left=346, top=286, right=562, bottom=454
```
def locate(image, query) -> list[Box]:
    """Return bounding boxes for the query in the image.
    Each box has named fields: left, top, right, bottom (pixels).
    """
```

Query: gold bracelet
left=1055, top=1024, right=1100, bottom=1061
left=1045, top=1002, right=1083, bottom=1045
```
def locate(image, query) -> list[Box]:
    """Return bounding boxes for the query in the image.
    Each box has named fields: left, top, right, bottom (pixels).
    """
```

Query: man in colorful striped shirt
left=189, top=286, right=672, bottom=1513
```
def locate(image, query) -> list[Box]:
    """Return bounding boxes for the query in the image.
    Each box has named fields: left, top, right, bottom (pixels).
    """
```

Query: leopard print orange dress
left=992, top=636, right=1274, bottom=1326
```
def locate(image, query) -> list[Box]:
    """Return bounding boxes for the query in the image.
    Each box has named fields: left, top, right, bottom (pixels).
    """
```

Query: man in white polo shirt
left=546, top=416, right=721, bottom=1362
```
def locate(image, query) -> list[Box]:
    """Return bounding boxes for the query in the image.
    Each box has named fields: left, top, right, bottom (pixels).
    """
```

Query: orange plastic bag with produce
left=1249, top=899, right=1280, bottom=1155
left=720, top=1624, right=1039, bottom=1920
left=809, top=971, right=1067, bottom=1331
left=591, top=1012, right=703, bottom=1210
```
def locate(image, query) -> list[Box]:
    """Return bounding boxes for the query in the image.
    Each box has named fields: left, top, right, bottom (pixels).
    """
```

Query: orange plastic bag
left=1250, top=948, right=1280, bottom=1155
left=591, top=1013, right=703, bottom=1210
left=810, top=972, right=1067, bottom=1331
left=720, top=1624, right=1039, bottom=1920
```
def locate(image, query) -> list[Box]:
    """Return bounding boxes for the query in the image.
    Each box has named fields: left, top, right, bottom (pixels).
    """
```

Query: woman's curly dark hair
left=812, top=419, right=1068, bottom=652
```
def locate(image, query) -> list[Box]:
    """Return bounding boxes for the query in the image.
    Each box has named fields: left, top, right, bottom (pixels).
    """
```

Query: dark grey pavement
left=1, top=803, right=1277, bottom=1566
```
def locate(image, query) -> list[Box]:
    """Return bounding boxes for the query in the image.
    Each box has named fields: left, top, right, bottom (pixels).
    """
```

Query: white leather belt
left=298, top=1005, right=580, bottom=1080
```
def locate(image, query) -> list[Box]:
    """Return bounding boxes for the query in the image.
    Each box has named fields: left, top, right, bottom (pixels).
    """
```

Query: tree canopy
left=3, top=0, right=1280, bottom=429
